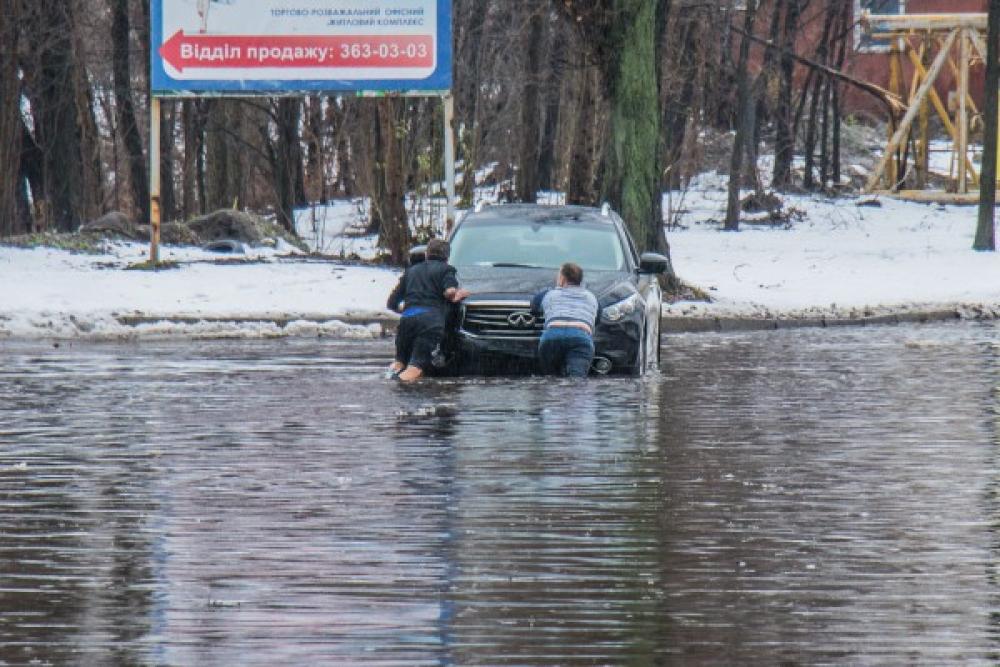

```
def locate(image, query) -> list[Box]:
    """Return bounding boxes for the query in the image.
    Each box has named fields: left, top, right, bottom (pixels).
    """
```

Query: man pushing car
left=531, top=262, right=599, bottom=378
left=386, top=239, right=470, bottom=382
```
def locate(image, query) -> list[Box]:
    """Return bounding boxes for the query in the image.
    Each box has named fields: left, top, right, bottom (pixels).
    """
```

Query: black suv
left=419, top=204, right=669, bottom=376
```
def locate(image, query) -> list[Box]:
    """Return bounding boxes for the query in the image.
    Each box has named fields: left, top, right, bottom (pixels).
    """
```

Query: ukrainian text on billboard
left=151, top=0, right=452, bottom=94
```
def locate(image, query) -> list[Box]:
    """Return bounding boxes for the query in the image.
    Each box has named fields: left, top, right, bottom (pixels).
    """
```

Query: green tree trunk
left=603, top=0, right=663, bottom=253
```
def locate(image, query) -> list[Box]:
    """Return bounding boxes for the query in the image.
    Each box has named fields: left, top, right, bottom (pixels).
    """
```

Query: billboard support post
left=150, top=97, right=161, bottom=264
left=444, top=93, right=456, bottom=233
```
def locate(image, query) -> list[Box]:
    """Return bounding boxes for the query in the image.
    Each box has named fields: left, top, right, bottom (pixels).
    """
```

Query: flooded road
left=2, top=322, right=1000, bottom=665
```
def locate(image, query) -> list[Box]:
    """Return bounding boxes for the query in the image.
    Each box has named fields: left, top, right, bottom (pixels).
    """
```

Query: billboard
left=151, top=0, right=452, bottom=94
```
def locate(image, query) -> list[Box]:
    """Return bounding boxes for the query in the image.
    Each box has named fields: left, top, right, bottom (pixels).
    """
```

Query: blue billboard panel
left=151, top=0, right=452, bottom=94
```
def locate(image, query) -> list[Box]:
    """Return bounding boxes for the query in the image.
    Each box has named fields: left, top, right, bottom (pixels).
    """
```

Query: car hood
left=456, top=266, right=634, bottom=305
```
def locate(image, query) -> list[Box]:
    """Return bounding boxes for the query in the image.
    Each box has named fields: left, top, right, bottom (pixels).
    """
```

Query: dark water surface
left=2, top=322, right=1000, bottom=666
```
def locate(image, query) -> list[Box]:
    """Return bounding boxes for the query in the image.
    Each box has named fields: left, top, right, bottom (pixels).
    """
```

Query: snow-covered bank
left=662, top=171, right=1000, bottom=322
left=2, top=176, right=1000, bottom=340
left=0, top=242, right=396, bottom=340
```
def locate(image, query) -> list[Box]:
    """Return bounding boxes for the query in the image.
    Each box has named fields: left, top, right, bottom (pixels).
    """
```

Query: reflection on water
left=1, top=324, right=1000, bottom=665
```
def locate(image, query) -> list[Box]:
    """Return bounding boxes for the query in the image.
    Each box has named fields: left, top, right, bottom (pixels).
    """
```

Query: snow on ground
left=664, top=170, right=1000, bottom=320
left=2, top=169, right=999, bottom=339
left=0, top=241, right=396, bottom=340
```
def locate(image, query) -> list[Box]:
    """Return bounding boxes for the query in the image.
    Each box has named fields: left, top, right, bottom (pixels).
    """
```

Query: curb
left=114, top=314, right=400, bottom=336
left=660, top=309, right=965, bottom=335
left=113, top=308, right=977, bottom=338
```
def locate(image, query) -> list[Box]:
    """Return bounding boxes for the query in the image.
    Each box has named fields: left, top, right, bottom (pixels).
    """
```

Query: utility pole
left=975, top=0, right=1000, bottom=251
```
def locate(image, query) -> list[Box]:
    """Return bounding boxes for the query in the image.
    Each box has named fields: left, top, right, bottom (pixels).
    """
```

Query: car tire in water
left=629, top=325, right=648, bottom=377
left=652, top=315, right=661, bottom=371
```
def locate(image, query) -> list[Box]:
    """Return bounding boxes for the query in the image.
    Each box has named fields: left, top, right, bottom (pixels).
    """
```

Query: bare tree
left=0, top=0, right=23, bottom=235
left=374, top=98, right=410, bottom=263
left=21, top=0, right=95, bottom=231
left=515, top=4, right=544, bottom=203
left=773, top=0, right=804, bottom=189
left=111, top=0, right=149, bottom=221
left=976, top=0, right=1000, bottom=252
left=725, top=0, right=759, bottom=231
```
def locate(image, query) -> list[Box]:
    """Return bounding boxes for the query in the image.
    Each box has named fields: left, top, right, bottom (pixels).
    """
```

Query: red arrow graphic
left=159, top=30, right=434, bottom=72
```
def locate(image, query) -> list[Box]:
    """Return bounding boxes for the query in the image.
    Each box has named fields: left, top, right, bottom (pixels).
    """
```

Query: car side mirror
left=639, top=252, right=670, bottom=274
left=409, top=244, right=427, bottom=265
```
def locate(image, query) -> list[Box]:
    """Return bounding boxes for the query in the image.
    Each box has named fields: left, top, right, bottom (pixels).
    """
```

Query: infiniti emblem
left=507, top=311, right=536, bottom=328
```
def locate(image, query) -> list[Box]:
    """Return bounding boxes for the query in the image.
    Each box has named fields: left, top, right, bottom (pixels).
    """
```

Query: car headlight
left=602, top=293, right=642, bottom=322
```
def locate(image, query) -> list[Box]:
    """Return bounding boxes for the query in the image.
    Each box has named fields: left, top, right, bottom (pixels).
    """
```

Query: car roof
left=460, top=204, right=617, bottom=226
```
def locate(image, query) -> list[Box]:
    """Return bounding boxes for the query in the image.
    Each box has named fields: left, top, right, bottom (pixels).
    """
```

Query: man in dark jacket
left=387, top=239, right=470, bottom=382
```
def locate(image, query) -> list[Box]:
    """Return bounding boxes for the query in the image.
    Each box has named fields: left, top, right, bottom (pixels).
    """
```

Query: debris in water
left=207, top=599, right=241, bottom=608
left=396, top=404, right=458, bottom=420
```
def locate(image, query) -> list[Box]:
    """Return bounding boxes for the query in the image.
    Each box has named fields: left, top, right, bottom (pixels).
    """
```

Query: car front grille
left=461, top=302, right=544, bottom=339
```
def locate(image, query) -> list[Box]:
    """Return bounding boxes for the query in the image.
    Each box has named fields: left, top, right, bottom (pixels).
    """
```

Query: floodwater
left=2, top=322, right=1000, bottom=666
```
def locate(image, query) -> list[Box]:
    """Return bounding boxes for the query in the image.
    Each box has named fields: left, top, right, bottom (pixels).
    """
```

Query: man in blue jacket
left=531, top=262, right=598, bottom=378
left=387, top=239, right=470, bottom=382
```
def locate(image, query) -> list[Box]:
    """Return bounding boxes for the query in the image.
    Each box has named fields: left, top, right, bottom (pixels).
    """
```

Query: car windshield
left=449, top=220, right=627, bottom=271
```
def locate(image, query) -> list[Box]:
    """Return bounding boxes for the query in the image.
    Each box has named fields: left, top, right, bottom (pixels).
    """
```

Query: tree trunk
left=182, top=100, right=198, bottom=219
left=305, top=96, right=326, bottom=204
left=290, top=101, right=307, bottom=208
left=73, top=16, right=104, bottom=221
left=274, top=98, right=300, bottom=232
left=724, top=0, right=758, bottom=231
left=24, top=0, right=89, bottom=231
left=773, top=0, right=800, bottom=189
left=803, top=4, right=835, bottom=191
left=603, top=0, right=664, bottom=252
left=976, top=0, right=1000, bottom=251
left=375, top=98, right=410, bottom=264
left=0, top=0, right=21, bottom=236
left=567, top=64, right=598, bottom=205
left=516, top=5, right=544, bottom=203
left=366, top=102, right=384, bottom=235
left=456, top=0, right=490, bottom=206
left=537, top=21, right=566, bottom=191
left=160, top=102, right=177, bottom=222
left=661, top=8, right=698, bottom=190
left=196, top=101, right=208, bottom=214
left=830, top=2, right=850, bottom=190
left=205, top=100, right=243, bottom=210
left=19, top=116, right=45, bottom=229
left=112, top=0, right=149, bottom=221
left=327, top=97, right=354, bottom=198
left=819, top=75, right=831, bottom=188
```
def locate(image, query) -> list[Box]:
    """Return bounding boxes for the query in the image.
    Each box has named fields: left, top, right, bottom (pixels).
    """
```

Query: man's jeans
left=538, top=327, right=594, bottom=378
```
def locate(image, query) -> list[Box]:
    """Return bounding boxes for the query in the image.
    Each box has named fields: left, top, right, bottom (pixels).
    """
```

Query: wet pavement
left=2, top=322, right=1000, bottom=665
